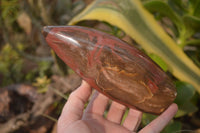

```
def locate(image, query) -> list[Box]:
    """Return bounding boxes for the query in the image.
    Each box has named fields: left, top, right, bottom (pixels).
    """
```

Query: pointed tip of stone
left=42, top=26, right=53, bottom=38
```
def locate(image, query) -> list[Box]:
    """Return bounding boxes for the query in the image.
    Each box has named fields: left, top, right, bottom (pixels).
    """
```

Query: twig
left=49, top=86, right=68, bottom=100
left=41, top=114, right=57, bottom=122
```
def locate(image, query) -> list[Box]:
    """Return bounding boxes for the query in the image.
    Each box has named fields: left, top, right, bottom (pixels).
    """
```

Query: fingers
left=123, top=108, right=143, bottom=131
left=83, top=91, right=109, bottom=117
left=84, top=90, right=143, bottom=131
left=106, top=101, right=126, bottom=124
left=139, top=103, right=178, bottom=133
left=58, top=81, right=92, bottom=128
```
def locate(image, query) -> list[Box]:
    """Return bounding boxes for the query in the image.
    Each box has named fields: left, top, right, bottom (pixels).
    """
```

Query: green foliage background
left=0, top=0, right=200, bottom=132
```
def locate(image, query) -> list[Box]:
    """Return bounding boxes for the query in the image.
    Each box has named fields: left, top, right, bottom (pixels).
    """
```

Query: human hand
left=57, top=81, right=178, bottom=133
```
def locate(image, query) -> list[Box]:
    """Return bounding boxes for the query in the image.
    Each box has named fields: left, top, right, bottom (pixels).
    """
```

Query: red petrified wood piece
left=42, top=26, right=177, bottom=114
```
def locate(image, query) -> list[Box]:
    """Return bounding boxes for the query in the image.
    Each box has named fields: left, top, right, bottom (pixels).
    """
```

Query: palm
left=57, top=81, right=178, bottom=133
left=65, top=113, right=133, bottom=133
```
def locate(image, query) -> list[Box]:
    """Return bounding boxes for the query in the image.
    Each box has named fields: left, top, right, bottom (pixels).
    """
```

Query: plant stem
left=185, top=39, right=200, bottom=46
left=49, top=86, right=69, bottom=100
left=41, top=114, right=57, bottom=122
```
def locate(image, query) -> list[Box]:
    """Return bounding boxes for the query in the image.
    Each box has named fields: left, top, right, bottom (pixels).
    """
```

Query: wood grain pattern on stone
left=42, top=26, right=177, bottom=114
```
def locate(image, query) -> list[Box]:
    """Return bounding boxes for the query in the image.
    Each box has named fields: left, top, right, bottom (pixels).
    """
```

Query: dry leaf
left=17, top=12, right=32, bottom=34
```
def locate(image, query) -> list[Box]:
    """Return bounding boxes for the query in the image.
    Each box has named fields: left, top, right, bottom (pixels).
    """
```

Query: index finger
left=58, top=81, right=92, bottom=128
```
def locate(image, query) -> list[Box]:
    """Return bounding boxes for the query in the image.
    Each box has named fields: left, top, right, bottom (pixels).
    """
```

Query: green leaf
left=142, top=113, right=157, bottom=126
left=175, top=101, right=198, bottom=117
left=174, top=81, right=197, bottom=117
left=69, top=0, right=200, bottom=93
left=0, top=43, right=24, bottom=86
left=142, top=113, right=182, bottom=132
left=179, top=15, right=200, bottom=47
left=1, top=0, right=19, bottom=24
left=148, top=53, right=168, bottom=72
left=162, top=121, right=182, bottom=133
left=143, top=0, right=183, bottom=33
left=174, top=81, right=195, bottom=105
left=183, top=15, right=200, bottom=32
left=189, top=0, right=200, bottom=17
left=121, top=109, right=129, bottom=124
left=168, top=0, right=187, bottom=16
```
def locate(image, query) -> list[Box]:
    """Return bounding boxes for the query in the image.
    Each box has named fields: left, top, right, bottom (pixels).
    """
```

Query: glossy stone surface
left=42, top=26, right=177, bottom=114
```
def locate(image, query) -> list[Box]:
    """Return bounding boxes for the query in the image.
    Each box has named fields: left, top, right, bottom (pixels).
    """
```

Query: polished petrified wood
left=42, top=26, right=177, bottom=114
